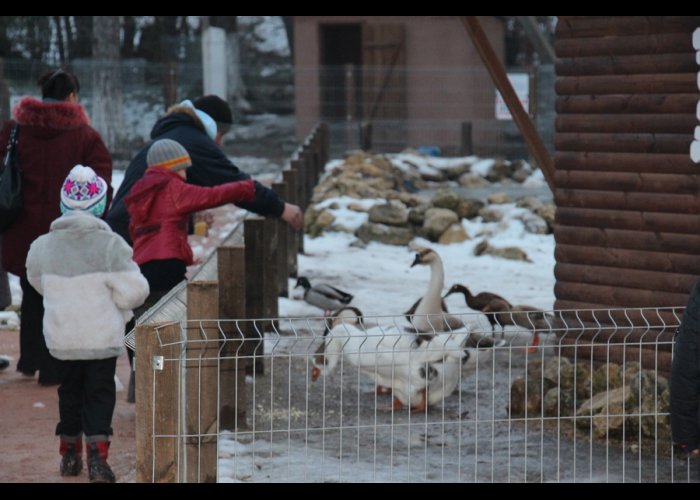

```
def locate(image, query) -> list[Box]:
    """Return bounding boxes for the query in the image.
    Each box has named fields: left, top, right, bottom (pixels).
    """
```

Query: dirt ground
left=0, top=327, right=136, bottom=483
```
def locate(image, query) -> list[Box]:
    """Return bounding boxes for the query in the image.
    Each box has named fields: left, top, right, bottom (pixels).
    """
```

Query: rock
left=347, top=203, right=369, bottom=213
left=408, top=204, right=430, bottom=226
left=519, top=213, right=550, bottom=235
left=516, top=196, right=544, bottom=211
left=458, top=173, right=490, bottom=189
left=511, top=160, right=533, bottom=183
left=592, top=363, right=623, bottom=395
left=487, top=192, right=512, bottom=205
left=438, top=224, right=470, bottom=244
left=355, top=222, right=414, bottom=246
left=623, top=361, right=642, bottom=385
left=479, top=207, right=504, bottom=223
left=393, top=192, right=429, bottom=208
left=534, top=205, right=556, bottom=231
left=304, top=206, right=337, bottom=238
left=473, top=240, right=530, bottom=262
left=576, top=386, right=632, bottom=438
left=368, top=200, right=409, bottom=227
left=431, top=189, right=461, bottom=211
left=456, top=199, right=484, bottom=220
left=485, top=159, right=515, bottom=183
left=442, top=162, right=472, bottom=180
left=423, top=208, right=459, bottom=242
left=510, top=376, right=557, bottom=417
left=543, top=387, right=577, bottom=417
left=543, top=356, right=572, bottom=382
left=559, top=362, right=592, bottom=400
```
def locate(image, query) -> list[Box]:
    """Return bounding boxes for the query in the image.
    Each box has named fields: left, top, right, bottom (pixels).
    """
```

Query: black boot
left=59, top=434, right=83, bottom=476
left=86, top=438, right=115, bottom=483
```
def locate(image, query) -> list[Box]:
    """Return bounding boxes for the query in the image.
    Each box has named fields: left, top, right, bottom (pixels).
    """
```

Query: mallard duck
left=407, top=248, right=465, bottom=334
left=295, top=276, right=353, bottom=316
left=443, top=284, right=512, bottom=337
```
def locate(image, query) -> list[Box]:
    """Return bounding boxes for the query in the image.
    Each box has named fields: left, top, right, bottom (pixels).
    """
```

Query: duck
left=407, top=248, right=465, bottom=334
left=481, top=300, right=554, bottom=352
left=295, top=276, right=353, bottom=316
left=443, top=284, right=512, bottom=337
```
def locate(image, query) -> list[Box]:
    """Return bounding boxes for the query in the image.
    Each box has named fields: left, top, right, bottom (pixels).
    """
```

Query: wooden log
left=555, top=113, right=697, bottom=134
left=282, top=168, right=300, bottom=275
left=554, top=151, right=698, bottom=174
left=554, top=169, right=700, bottom=194
left=273, top=181, right=289, bottom=298
left=556, top=94, right=699, bottom=115
left=554, top=280, right=691, bottom=308
left=185, top=281, right=220, bottom=483
left=217, top=246, right=247, bottom=432
left=556, top=52, right=697, bottom=77
left=136, top=322, right=181, bottom=483
left=556, top=206, right=699, bottom=234
left=555, top=194, right=700, bottom=222
left=555, top=32, right=695, bottom=58
left=555, top=74, right=698, bottom=96
left=555, top=338, right=674, bottom=375
left=555, top=243, right=700, bottom=275
left=554, top=262, right=697, bottom=295
left=554, top=225, right=700, bottom=254
left=556, top=16, right=700, bottom=39
left=555, top=132, right=691, bottom=154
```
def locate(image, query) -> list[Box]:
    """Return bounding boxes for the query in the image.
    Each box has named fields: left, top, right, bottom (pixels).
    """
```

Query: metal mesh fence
left=137, top=307, right=698, bottom=483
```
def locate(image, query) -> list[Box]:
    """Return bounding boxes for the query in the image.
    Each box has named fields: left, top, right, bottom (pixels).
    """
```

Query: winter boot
left=59, top=434, right=83, bottom=476
left=86, top=437, right=116, bottom=483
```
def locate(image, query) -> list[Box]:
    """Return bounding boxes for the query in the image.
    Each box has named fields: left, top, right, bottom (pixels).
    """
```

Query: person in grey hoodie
left=26, top=165, right=149, bottom=483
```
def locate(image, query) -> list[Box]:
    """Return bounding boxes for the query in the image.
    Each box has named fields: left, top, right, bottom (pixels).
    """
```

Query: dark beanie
left=193, top=95, right=233, bottom=125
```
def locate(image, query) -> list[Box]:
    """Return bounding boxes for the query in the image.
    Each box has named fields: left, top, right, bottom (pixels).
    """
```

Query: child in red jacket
left=124, top=138, right=255, bottom=311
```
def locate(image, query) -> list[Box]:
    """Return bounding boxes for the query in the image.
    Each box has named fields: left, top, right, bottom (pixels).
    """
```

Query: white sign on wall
left=495, top=73, right=530, bottom=121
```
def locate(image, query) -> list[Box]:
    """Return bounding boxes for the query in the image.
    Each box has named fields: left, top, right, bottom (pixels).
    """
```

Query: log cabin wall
left=554, top=16, right=700, bottom=314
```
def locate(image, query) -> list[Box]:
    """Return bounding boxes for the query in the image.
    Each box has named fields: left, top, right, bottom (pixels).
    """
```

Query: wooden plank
left=282, top=168, right=300, bottom=275
left=555, top=32, right=695, bottom=58
left=554, top=151, right=699, bottom=174
left=555, top=74, right=698, bottom=95
left=557, top=52, right=697, bottom=77
left=555, top=243, right=700, bottom=275
left=554, top=262, right=697, bottom=295
left=554, top=191, right=700, bottom=218
left=556, top=16, right=700, bottom=39
left=136, top=322, right=181, bottom=483
left=217, top=246, right=247, bottom=432
left=555, top=205, right=700, bottom=234
left=185, top=281, right=220, bottom=483
left=556, top=94, right=699, bottom=115
left=462, top=16, right=555, bottom=191
left=554, top=170, right=700, bottom=194
left=273, top=181, right=289, bottom=298
left=554, top=225, right=700, bottom=254
left=554, top=280, right=690, bottom=309
left=555, top=113, right=697, bottom=134
left=555, top=132, right=691, bottom=154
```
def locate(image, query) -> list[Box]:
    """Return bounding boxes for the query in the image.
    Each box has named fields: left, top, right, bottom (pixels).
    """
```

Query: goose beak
left=311, top=366, right=321, bottom=382
left=410, top=254, right=421, bottom=268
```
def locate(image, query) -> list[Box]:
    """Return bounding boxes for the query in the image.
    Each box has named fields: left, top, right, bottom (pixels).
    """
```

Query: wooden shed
left=293, top=16, right=505, bottom=153
left=547, top=16, right=700, bottom=371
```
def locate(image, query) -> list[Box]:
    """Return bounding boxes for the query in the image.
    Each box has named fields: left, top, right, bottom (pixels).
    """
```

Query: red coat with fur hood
left=0, top=97, right=112, bottom=278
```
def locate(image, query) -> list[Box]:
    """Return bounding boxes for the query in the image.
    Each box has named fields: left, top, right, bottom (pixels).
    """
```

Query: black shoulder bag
left=0, top=123, right=21, bottom=233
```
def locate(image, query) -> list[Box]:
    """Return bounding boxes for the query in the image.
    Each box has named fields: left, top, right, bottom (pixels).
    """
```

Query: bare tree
left=91, top=16, right=125, bottom=157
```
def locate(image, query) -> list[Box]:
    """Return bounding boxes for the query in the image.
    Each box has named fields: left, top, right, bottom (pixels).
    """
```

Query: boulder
left=431, top=189, right=461, bottom=211
left=456, top=199, right=485, bottom=220
left=423, top=208, right=459, bottom=242
left=510, top=376, right=558, bottom=417
left=487, top=192, right=513, bottom=205
left=355, top=222, right=414, bottom=246
left=438, top=224, right=470, bottom=244
left=458, top=173, right=490, bottom=189
left=368, top=200, right=409, bottom=227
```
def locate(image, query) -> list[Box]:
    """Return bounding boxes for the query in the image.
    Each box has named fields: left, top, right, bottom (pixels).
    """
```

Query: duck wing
left=313, top=283, right=353, bottom=304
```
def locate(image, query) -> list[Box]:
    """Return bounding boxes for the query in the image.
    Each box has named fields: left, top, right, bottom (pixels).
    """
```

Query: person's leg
left=55, top=359, right=84, bottom=476
left=17, top=277, right=43, bottom=376
left=83, top=357, right=117, bottom=483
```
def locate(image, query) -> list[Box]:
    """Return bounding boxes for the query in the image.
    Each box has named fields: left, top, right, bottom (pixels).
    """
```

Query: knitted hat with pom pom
left=60, top=164, right=108, bottom=217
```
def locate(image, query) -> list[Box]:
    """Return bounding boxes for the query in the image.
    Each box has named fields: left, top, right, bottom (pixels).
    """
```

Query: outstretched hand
left=281, top=203, right=304, bottom=231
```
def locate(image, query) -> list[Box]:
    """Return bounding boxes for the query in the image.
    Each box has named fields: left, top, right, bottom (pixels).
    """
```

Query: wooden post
left=185, top=281, right=220, bottom=483
left=460, top=121, right=473, bottom=156
left=217, top=246, right=248, bottom=431
left=135, top=322, right=181, bottom=483
left=244, top=217, right=280, bottom=375
left=282, top=168, right=299, bottom=276
left=461, top=16, right=555, bottom=192
left=273, top=182, right=290, bottom=297
left=320, top=122, right=330, bottom=166
left=360, top=121, right=373, bottom=151
left=290, top=158, right=305, bottom=254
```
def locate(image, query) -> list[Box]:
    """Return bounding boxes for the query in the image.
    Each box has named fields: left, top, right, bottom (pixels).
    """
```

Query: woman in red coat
left=0, top=69, right=112, bottom=385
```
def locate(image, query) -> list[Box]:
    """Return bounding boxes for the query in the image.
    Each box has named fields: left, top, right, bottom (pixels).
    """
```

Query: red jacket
left=0, top=98, right=112, bottom=278
left=124, top=167, right=255, bottom=266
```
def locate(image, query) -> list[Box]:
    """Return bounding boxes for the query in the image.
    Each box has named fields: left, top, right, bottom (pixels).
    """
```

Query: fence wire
left=138, top=307, right=700, bottom=483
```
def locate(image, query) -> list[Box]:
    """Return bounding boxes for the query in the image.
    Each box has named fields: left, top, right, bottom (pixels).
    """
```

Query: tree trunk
left=91, top=16, right=125, bottom=157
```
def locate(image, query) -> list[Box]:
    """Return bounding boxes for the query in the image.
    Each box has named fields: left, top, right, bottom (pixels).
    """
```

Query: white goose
left=407, top=248, right=465, bottom=334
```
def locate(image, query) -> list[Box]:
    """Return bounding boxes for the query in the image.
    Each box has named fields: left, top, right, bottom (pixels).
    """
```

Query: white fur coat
left=26, top=211, right=149, bottom=360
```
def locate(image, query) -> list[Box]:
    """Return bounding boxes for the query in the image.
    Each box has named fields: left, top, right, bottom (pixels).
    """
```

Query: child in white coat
left=26, top=165, right=149, bottom=483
